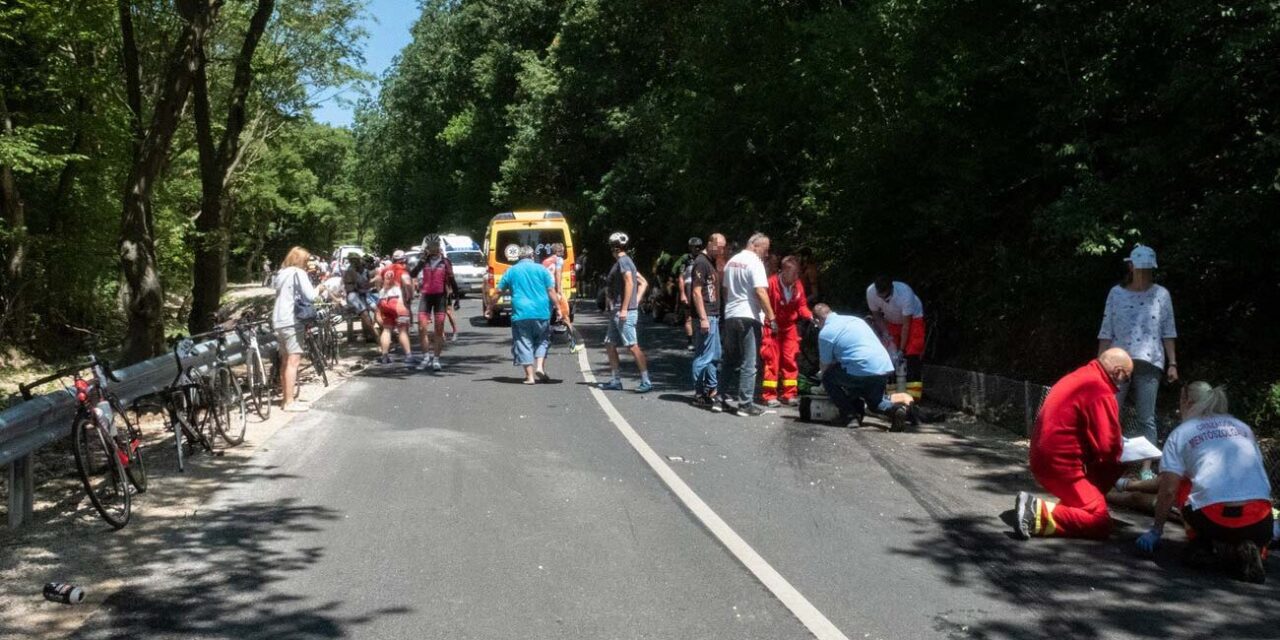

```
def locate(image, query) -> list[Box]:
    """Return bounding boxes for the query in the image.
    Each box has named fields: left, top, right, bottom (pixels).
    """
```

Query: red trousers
left=760, top=326, right=800, bottom=402
left=1032, top=465, right=1114, bottom=539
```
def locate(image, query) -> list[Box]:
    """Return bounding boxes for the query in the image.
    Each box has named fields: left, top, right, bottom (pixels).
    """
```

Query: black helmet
left=608, top=232, right=629, bottom=249
left=688, top=236, right=705, bottom=251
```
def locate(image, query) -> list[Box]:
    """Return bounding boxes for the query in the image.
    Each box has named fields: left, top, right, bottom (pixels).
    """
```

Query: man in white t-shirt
left=867, top=276, right=926, bottom=399
left=1135, top=382, right=1272, bottom=583
left=719, top=233, right=777, bottom=417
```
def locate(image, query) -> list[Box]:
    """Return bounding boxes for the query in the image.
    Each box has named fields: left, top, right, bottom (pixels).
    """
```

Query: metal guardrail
left=1, top=331, right=277, bottom=529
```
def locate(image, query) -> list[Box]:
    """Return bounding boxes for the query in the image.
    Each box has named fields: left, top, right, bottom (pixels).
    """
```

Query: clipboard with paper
left=1121, top=436, right=1162, bottom=463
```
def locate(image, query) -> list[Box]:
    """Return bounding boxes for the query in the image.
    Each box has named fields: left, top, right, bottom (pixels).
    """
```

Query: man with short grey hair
left=719, top=233, right=777, bottom=416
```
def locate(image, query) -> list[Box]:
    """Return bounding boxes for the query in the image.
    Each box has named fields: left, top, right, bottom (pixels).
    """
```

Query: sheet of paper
left=1121, top=436, right=1162, bottom=463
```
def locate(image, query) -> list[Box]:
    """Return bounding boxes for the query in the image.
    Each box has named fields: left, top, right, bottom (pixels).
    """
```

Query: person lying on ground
left=1135, top=382, right=1273, bottom=583
left=1014, top=348, right=1132, bottom=540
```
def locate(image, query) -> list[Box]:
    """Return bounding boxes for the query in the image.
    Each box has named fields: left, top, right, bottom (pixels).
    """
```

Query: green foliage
left=360, top=0, right=1280, bottom=430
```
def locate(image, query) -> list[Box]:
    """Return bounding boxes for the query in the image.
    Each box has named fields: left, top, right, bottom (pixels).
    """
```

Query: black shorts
left=1185, top=506, right=1274, bottom=548
left=418, top=294, right=447, bottom=318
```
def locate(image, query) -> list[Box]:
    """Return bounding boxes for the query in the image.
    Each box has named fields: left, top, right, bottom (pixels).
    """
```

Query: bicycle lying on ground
left=19, top=351, right=149, bottom=529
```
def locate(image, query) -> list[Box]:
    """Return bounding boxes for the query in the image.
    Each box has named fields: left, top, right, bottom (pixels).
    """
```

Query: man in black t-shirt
left=690, top=232, right=726, bottom=409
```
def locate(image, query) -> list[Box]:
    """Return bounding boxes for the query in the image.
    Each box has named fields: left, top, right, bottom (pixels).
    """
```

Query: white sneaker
left=416, top=356, right=431, bottom=371
left=432, top=359, right=442, bottom=372
left=282, top=402, right=310, bottom=413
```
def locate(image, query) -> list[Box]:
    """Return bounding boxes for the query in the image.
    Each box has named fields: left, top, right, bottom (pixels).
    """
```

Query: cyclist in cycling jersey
left=410, top=235, right=458, bottom=372
left=376, top=251, right=414, bottom=365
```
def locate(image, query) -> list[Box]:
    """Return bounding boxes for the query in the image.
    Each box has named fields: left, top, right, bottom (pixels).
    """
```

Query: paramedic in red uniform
left=867, top=276, right=926, bottom=400
left=1014, top=348, right=1134, bottom=540
left=760, top=256, right=812, bottom=407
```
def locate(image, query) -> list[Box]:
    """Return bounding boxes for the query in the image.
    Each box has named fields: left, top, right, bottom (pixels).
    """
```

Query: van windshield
left=494, top=229, right=566, bottom=265
left=448, top=250, right=485, bottom=267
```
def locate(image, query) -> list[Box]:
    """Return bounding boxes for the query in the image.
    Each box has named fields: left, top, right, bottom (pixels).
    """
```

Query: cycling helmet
left=608, top=232, right=630, bottom=249
left=422, top=234, right=441, bottom=252
left=688, top=236, right=705, bottom=251
left=392, top=249, right=406, bottom=262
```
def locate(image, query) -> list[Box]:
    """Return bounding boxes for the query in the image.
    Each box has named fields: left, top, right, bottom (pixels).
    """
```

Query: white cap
left=1124, top=244, right=1157, bottom=269
left=392, top=249, right=406, bottom=261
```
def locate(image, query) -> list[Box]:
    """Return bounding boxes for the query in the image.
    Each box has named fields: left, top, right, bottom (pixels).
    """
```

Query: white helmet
left=608, top=232, right=629, bottom=249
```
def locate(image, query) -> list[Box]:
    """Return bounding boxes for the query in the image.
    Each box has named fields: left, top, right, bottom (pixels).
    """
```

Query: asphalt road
left=68, top=300, right=1277, bottom=640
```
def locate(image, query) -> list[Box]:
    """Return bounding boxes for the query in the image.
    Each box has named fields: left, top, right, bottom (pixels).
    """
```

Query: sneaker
left=692, top=394, right=713, bottom=408
left=570, top=343, right=585, bottom=354
left=709, top=394, right=724, bottom=413
left=685, top=343, right=694, bottom=351
left=282, top=402, right=310, bottom=413
left=1233, top=540, right=1266, bottom=584
left=782, top=397, right=799, bottom=407
left=598, top=379, right=624, bottom=391
left=432, top=359, right=443, bottom=372
left=416, top=356, right=431, bottom=371
left=449, top=333, right=458, bottom=342
left=377, top=354, right=391, bottom=365
left=1014, top=491, right=1040, bottom=539
left=765, top=399, right=782, bottom=408
left=636, top=380, right=653, bottom=394
left=736, top=403, right=764, bottom=417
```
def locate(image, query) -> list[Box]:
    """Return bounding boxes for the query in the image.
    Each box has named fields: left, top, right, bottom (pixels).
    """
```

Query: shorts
left=275, top=327, right=303, bottom=355
left=378, top=297, right=409, bottom=327
left=418, top=294, right=447, bottom=324
left=605, top=309, right=639, bottom=347
left=511, top=319, right=550, bottom=366
left=347, top=291, right=373, bottom=314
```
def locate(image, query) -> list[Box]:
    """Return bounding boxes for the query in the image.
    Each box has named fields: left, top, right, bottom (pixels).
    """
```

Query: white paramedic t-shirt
left=866, top=281, right=924, bottom=325
left=1161, top=415, right=1271, bottom=510
left=722, top=250, right=768, bottom=321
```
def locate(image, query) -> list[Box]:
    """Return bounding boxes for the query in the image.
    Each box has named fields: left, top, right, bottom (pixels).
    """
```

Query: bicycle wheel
left=307, top=333, right=328, bottom=387
left=250, top=347, right=271, bottom=420
left=170, top=402, right=187, bottom=472
left=215, top=366, right=247, bottom=445
left=71, top=412, right=130, bottom=529
left=114, top=398, right=148, bottom=493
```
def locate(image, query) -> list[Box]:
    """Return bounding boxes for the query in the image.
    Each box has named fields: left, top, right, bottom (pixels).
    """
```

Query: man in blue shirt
left=814, top=303, right=909, bottom=430
left=496, top=246, right=558, bottom=384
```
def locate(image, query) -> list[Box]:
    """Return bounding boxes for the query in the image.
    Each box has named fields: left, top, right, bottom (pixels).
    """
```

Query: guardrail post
left=7, top=454, right=34, bottom=528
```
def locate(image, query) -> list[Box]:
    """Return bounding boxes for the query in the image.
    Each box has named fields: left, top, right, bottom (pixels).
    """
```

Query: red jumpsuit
left=760, top=275, right=812, bottom=403
left=1029, top=360, right=1124, bottom=539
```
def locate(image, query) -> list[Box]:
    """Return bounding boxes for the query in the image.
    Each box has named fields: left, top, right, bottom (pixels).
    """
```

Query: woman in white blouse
left=1097, top=245, right=1178, bottom=456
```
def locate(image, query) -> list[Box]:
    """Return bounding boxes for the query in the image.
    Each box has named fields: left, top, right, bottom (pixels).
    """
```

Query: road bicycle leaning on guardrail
left=130, top=337, right=219, bottom=473
left=19, top=350, right=149, bottom=529
left=235, top=313, right=273, bottom=420
left=204, top=324, right=248, bottom=446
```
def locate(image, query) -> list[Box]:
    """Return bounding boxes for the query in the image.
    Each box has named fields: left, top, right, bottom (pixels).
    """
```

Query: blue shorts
left=605, top=310, right=639, bottom=347
left=347, top=291, right=374, bottom=313
left=511, top=319, right=550, bottom=366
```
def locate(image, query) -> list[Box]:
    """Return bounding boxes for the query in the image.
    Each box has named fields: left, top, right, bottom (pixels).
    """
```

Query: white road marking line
left=576, top=349, right=850, bottom=640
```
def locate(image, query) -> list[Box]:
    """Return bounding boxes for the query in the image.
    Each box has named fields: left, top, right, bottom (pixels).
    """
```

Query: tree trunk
left=0, top=91, right=28, bottom=334
left=188, top=0, right=274, bottom=334
left=119, top=1, right=211, bottom=363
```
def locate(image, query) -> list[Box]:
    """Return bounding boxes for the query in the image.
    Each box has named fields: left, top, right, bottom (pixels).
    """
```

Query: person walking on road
left=261, top=256, right=273, bottom=287
left=867, top=276, right=926, bottom=400
left=600, top=233, right=653, bottom=393
left=1014, top=348, right=1133, bottom=540
left=272, top=247, right=318, bottom=412
left=720, top=233, right=777, bottom=416
left=411, top=235, right=456, bottom=372
left=760, top=256, right=813, bottom=407
left=1134, top=382, right=1273, bottom=583
left=1098, top=244, right=1178, bottom=456
left=496, top=245, right=557, bottom=384
left=376, top=252, right=414, bottom=366
left=813, top=304, right=906, bottom=429
left=690, top=233, right=725, bottom=410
